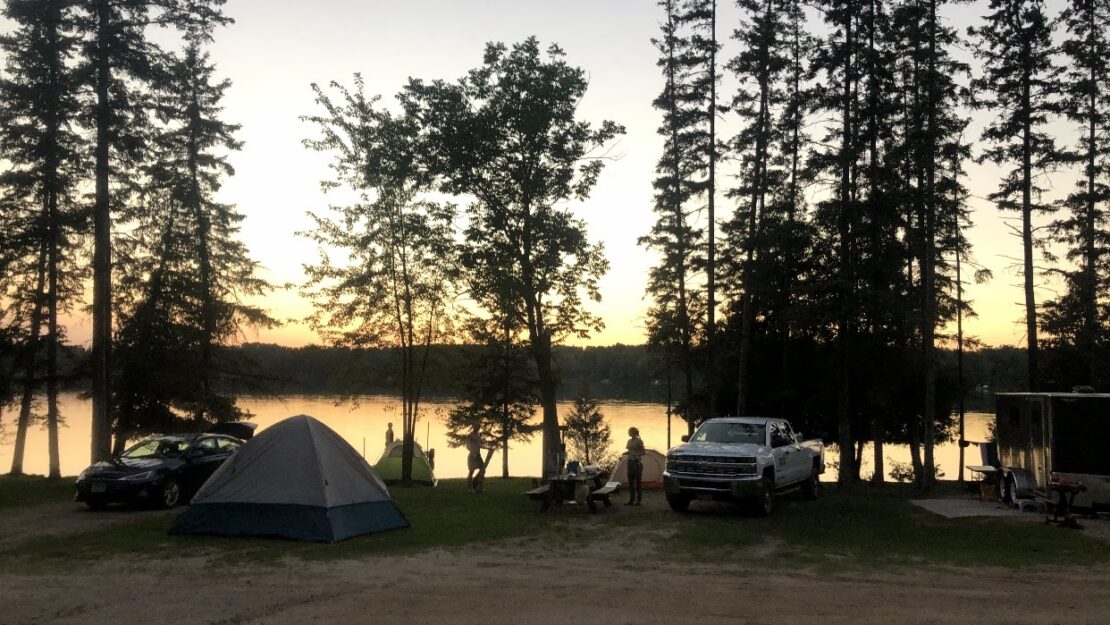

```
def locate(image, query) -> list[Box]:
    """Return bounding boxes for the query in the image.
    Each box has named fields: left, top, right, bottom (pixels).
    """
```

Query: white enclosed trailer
left=995, top=392, right=1110, bottom=510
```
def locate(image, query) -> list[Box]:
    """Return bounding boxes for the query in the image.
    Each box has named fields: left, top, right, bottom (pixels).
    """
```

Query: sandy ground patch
left=0, top=502, right=175, bottom=547
left=2, top=529, right=1110, bottom=625
left=3, top=492, right=1110, bottom=624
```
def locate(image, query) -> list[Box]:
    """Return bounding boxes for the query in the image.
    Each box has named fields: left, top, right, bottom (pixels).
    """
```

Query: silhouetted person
left=625, top=426, right=645, bottom=505
left=466, top=425, right=484, bottom=491
left=385, top=422, right=395, bottom=446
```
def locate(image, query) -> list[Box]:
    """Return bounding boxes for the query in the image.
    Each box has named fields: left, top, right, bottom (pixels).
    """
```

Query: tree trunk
left=909, top=414, right=923, bottom=486
left=44, top=4, right=63, bottom=479
left=187, top=61, right=215, bottom=424
left=871, top=413, right=884, bottom=484
left=47, top=189, right=61, bottom=480
left=956, top=238, right=966, bottom=484
left=8, top=244, right=46, bottom=476
left=737, top=7, right=772, bottom=416
left=705, top=0, right=718, bottom=421
left=920, top=0, right=939, bottom=490
left=836, top=3, right=856, bottom=485
left=90, top=0, right=113, bottom=463
left=1020, top=50, right=1038, bottom=392
left=1082, top=16, right=1098, bottom=383
left=532, top=329, right=560, bottom=478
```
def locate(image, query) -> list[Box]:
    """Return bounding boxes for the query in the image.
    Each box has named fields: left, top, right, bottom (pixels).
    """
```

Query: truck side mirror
left=681, top=435, right=690, bottom=443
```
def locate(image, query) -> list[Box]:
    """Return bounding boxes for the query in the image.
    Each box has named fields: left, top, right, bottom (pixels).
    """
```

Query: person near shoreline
left=466, top=425, right=485, bottom=491
left=625, top=426, right=645, bottom=505
left=385, top=422, right=395, bottom=446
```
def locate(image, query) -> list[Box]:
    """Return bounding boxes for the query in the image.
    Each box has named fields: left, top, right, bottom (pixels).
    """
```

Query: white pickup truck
left=663, top=417, right=825, bottom=515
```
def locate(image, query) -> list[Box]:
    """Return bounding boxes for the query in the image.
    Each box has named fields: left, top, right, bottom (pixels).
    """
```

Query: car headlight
left=121, top=471, right=154, bottom=481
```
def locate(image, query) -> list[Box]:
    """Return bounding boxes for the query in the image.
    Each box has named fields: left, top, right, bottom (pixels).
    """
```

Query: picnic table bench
left=526, top=477, right=622, bottom=513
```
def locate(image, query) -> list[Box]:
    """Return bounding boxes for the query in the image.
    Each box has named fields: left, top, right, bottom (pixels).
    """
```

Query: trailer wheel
left=998, top=474, right=1016, bottom=506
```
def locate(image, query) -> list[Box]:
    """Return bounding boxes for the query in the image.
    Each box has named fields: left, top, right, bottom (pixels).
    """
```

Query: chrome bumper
left=663, top=472, right=763, bottom=498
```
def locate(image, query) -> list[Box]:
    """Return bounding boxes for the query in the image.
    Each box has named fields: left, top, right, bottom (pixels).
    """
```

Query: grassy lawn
left=2, top=476, right=1109, bottom=570
left=0, top=475, right=77, bottom=510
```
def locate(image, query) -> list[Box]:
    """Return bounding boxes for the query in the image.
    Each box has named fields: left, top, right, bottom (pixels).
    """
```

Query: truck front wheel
left=666, top=492, right=691, bottom=513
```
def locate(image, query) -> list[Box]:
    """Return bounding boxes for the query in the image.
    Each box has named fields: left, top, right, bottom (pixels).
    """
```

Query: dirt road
left=3, top=531, right=1109, bottom=625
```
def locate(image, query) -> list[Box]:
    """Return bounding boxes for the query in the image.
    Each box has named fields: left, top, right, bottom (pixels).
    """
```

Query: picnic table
left=525, top=474, right=621, bottom=513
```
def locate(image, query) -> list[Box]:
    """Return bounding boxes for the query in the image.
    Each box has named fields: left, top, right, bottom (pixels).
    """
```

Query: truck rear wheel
left=666, top=492, right=691, bottom=513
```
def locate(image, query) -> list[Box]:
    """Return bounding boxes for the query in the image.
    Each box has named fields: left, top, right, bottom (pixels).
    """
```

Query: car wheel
left=755, top=476, right=775, bottom=516
left=666, top=492, right=691, bottom=513
left=802, top=467, right=819, bottom=501
left=159, top=477, right=182, bottom=509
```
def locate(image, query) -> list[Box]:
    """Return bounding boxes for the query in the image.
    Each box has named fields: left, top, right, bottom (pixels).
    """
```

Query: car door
left=769, top=422, right=795, bottom=483
left=182, top=436, right=226, bottom=493
left=782, top=422, right=810, bottom=483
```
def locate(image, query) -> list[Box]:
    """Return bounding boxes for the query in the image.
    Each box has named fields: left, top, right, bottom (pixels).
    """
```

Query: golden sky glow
left=54, top=0, right=1080, bottom=350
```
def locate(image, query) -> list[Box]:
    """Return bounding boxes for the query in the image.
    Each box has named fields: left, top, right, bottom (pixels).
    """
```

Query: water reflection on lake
left=0, top=393, right=993, bottom=482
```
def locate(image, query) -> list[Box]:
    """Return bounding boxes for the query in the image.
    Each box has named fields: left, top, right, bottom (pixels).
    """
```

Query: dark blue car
left=75, top=423, right=255, bottom=510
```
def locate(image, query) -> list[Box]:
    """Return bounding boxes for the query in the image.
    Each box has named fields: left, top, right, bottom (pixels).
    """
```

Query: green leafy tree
left=303, top=78, right=461, bottom=483
left=445, top=319, right=539, bottom=478
left=401, top=38, right=623, bottom=478
left=563, top=393, right=615, bottom=469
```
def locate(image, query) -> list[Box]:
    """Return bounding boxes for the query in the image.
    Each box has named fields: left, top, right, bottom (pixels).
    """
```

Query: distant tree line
left=642, top=0, right=1108, bottom=486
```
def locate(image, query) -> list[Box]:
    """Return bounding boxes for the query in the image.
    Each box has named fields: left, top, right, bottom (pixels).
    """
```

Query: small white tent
left=610, top=449, right=667, bottom=489
left=170, top=415, right=407, bottom=542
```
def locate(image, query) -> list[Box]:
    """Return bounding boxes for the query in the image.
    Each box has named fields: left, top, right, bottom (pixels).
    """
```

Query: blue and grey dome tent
left=170, top=415, right=408, bottom=542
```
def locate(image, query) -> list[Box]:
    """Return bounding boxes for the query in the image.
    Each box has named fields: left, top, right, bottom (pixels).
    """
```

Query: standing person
left=625, top=426, right=645, bottom=505
left=466, top=424, right=484, bottom=491
left=385, top=422, right=395, bottom=446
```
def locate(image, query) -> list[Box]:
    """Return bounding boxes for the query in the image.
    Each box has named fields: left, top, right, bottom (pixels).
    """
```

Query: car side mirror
left=681, top=435, right=690, bottom=443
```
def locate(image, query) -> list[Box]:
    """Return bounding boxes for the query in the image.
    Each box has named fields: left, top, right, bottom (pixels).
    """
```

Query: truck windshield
left=692, top=422, right=766, bottom=445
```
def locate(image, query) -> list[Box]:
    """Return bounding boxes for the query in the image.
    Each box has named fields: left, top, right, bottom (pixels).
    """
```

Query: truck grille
left=668, top=455, right=757, bottom=477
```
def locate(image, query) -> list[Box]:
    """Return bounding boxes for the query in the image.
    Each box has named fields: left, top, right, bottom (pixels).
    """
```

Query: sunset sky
left=53, top=0, right=1078, bottom=349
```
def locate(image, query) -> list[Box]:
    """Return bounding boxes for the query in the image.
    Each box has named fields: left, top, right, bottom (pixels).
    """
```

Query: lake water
left=0, top=393, right=993, bottom=482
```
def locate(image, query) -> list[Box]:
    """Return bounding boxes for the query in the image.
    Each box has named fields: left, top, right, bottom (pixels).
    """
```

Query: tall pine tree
left=643, top=0, right=705, bottom=433
left=970, top=0, right=1060, bottom=392
left=77, top=0, right=231, bottom=462
left=0, top=0, right=86, bottom=477
left=114, top=39, right=274, bottom=447
left=1042, top=0, right=1110, bottom=388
